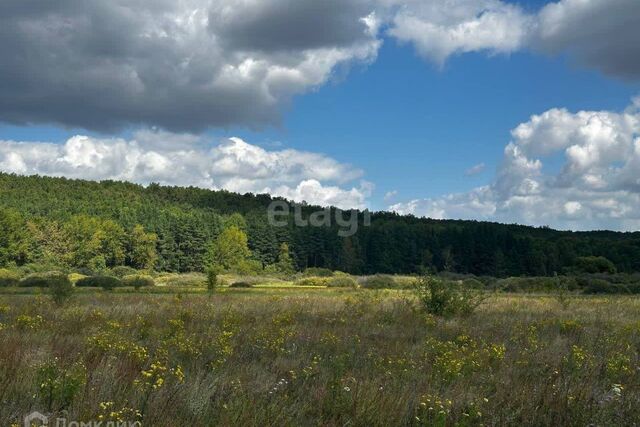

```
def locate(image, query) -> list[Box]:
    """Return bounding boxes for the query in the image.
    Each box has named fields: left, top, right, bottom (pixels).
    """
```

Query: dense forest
left=1, top=173, right=639, bottom=276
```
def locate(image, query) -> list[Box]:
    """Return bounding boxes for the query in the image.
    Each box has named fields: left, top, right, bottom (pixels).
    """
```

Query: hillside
left=1, top=172, right=639, bottom=275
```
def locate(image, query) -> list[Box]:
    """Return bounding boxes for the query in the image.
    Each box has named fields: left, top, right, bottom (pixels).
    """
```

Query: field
left=2, top=287, right=640, bottom=426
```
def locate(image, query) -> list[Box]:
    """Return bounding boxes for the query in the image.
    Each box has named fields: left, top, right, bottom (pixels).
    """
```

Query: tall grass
left=1, top=291, right=640, bottom=425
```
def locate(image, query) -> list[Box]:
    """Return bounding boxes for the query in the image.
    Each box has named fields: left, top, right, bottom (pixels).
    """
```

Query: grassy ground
left=2, top=289, right=640, bottom=426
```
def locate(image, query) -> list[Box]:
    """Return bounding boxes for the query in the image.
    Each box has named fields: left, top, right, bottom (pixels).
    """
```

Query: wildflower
left=343, top=386, right=351, bottom=392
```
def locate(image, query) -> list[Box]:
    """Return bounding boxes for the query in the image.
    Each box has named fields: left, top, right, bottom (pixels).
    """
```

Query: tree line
left=1, top=173, right=639, bottom=276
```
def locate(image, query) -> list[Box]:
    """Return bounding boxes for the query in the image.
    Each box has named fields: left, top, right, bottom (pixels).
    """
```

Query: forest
left=1, top=172, right=639, bottom=276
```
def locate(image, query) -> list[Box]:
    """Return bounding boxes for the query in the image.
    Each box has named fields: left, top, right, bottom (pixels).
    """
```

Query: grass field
left=2, top=288, right=640, bottom=426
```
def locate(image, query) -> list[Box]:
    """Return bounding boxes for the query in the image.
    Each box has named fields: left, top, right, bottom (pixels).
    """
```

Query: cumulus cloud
left=386, top=0, right=531, bottom=66
left=0, top=0, right=380, bottom=132
left=390, top=99, right=640, bottom=231
left=1, top=0, right=639, bottom=133
left=384, top=0, right=640, bottom=79
left=0, top=132, right=371, bottom=209
left=533, top=0, right=640, bottom=80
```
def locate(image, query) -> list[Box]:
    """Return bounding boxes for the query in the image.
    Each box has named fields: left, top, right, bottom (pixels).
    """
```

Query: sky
left=1, top=0, right=640, bottom=231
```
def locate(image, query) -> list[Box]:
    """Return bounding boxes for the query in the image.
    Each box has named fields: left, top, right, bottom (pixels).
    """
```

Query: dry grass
left=1, top=290, right=640, bottom=426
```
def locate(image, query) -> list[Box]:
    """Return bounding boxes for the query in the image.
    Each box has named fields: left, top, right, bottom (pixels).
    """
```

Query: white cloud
left=465, top=163, right=486, bottom=176
left=390, top=99, right=640, bottom=231
left=384, top=0, right=640, bottom=79
left=387, top=0, right=531, bottom=66
left=0, top=132, right=370, bottom=210
left=383, top=190, right=398, bottom=202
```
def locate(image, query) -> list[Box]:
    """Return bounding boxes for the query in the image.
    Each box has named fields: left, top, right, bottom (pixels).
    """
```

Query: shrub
left=414, top=276, right=486, bottom=317
left=327, top=276, right=358, bottom=288
left=303, top=268, right=334, bottom=277
left=361, top=275, right=398, bottom=289
left=295, top=277, right=328, bottom=287
left=17, top=263, right=61, bottom=275
left=50, top=275, right=74, bottom=305
left=76, top=276, right=122, bottom=291
left=122, top=274, right=154, bottom=290
left=231, top=259, right=263, bottom=275
left=580, top=278, right=628, bottom=295
left=574, top=256, right=617, bottom=274
left=206, top=267, right=227, bottom=292
left=20, top=271, right=68, bottom=288
left=68, top=273, right=87, bottom=285
left=230, top=281, right=253, bottom=288
left=0, top=269, right=20, bottom=287
left=155, top=273, right=206, bottom=287
left=110, top=266, right=139, bottom=278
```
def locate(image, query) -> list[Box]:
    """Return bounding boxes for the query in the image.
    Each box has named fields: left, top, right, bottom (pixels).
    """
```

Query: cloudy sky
left=1, top=0, right=640, bottom=230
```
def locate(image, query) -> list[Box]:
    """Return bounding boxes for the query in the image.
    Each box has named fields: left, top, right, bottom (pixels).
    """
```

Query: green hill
left=1, top=172, right=639, bottom=275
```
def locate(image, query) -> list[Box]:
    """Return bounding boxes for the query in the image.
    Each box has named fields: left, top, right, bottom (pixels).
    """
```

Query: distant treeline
left=1, top=173, right=639, bottom=275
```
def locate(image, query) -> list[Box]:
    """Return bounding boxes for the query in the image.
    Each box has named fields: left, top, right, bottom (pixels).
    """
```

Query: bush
left=580, top=278, right=629, bottom=294
left=295, top=277, right=329, bottom=287
left=49, top=275, right=74, bottom=305
left=303, top=268, right=334, bottom=277
left=75, top=276, right=122, bottom=291
left=68, top=273, right=88, bottom=285
left=574, top=256, right=617, bottom=274
left=327, top=276, right=358, bottom=288
left=122, top=274, right=154, bottom=290
left=230, top=281, right=253, bottom=288
left=414, top=276, right=486, bottom=317
left=0, top=269, right=20, bottom=287
left=361, top=275, right=398, bottom=289
left=20, top=271, right=68, bottom=288
left=110, top=266, right=139, bottom=278
left=17, top=263, right=61, bottom=275
left=155, top=273, right=206, bottom=287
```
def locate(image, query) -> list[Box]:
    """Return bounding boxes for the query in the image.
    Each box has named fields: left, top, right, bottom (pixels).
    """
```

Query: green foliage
left=1, top=173, right=640, bottom=278
left=303, top=267, right=334, bottom=277
left=326, top=276, right=358, bottom=288
left=414, top=276, right=486, bottom=317
left=49, top=274, right=74, bottom=305
left=207, top=226, right=252, bottom=271
left=361, top=275, right=398, bottom=289
left=20, top=271, right=69, bottom=288
left=580, top=278, right=629, bottom=294
left=122, top=274, right=155, bottom=290
left=231, top=259, right=262, bottom=275
left=295, top=277, right=329, bottom=287
left=155, top=273, right=206, bottom=287
left=37, top=358, right=86, bottom=412
left=110, top=266, right=138, bottom=278
left=0, top=268, right=20, bottom=287
left=127, top=225, right=158, bottom=270
left=206, top=267, right=221, bottom=292
left=75, top=275, right=122, bottom=291
left=275, top=243, right=295, bottom=274
left=574, top=256, right=617, bottom=274
left=0, top=208, right=30, bottom=266
left=68, top=273, right=88, bottom=285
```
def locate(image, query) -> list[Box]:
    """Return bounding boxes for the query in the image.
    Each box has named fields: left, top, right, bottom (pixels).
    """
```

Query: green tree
left=207, top=226, right=251, bottom=271
left=127, top=225, right=158, bottom=270
left=0, top=208, right=30, bottom=266
left=275, top=242, right=295, bottom=274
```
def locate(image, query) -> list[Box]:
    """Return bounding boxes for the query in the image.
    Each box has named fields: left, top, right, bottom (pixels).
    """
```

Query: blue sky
left=1, top=0, right=640, bottom=230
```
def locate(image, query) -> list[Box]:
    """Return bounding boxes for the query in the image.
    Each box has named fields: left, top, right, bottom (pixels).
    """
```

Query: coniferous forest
left=1, top=172, right=639, bottom=276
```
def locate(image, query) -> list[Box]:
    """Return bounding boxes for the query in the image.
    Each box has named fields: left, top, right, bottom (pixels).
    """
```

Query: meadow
left=2, top=285, right=640, bottom=426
